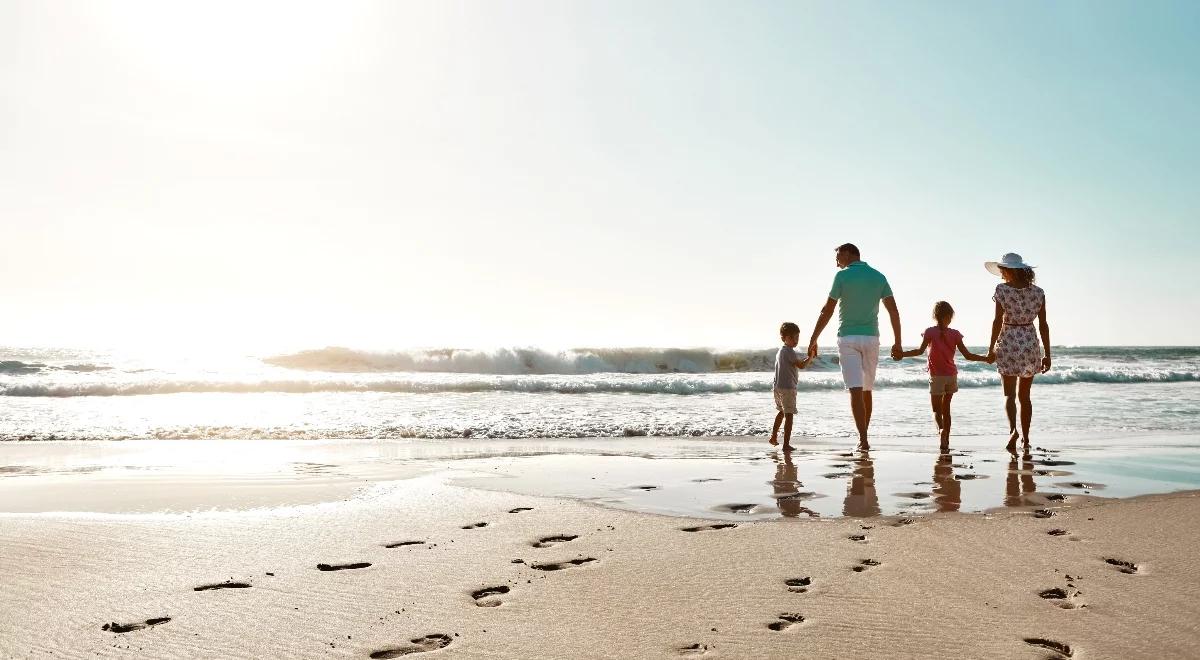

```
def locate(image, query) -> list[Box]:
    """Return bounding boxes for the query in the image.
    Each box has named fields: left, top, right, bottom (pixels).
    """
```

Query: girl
left=984, top=253, right=1051, bottom=453
left=900, top=301, right=990, bottom=449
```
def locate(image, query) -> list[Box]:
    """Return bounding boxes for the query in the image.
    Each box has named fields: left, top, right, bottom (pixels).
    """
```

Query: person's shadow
left=1004, top=450, right=1038, bottom=507
left=842, top=450, right=880, bottom=517
left=932, top=451, right=961, bottom=513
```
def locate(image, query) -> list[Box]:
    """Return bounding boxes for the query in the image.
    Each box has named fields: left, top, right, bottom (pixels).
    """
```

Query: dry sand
left=2, top=468, right=1200, bottom=659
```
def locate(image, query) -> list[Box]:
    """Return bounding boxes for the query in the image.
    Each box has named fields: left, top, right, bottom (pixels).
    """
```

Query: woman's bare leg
left=1018, top=376, right=1034, bottom=445
left=1002, top=376, right=1019, bottom=452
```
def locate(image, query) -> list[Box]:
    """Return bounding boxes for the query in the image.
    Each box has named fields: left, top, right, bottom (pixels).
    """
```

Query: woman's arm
left=987, top=299, right=1003, bottom=359
left=957, top=339, right=988, bottom=362
left=899, top=336, right=929, bottom=359
left=1038, top=299, right=1051, bottom=372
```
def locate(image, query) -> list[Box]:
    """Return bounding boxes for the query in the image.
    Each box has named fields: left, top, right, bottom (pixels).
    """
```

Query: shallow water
left=453, top=445, right=1200, bottom=519
left=2, top=436, right=1198, bottom=518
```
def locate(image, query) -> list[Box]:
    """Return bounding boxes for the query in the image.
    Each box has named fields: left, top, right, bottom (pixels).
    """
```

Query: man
left=807, top=243, right=901, bottom=450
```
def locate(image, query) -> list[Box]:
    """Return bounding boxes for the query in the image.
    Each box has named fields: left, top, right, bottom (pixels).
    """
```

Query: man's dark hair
left=779, top=322, right=800, bottom=338
left=836, top=243, right=860, bottom=257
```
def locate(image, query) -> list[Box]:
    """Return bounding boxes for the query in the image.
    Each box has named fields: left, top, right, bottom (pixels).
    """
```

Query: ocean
left=2, top=345, right=1199, bottom=443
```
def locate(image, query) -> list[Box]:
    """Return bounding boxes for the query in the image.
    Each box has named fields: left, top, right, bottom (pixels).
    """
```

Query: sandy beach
left=2, top=438, right=1199, bottom=659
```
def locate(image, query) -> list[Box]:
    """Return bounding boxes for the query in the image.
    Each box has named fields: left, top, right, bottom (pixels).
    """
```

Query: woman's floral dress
left=993, top=283, right=1045, bottom=378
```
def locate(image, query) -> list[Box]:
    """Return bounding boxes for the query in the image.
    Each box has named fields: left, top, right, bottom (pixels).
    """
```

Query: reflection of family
left=770, top=243, right=1051, bottom=455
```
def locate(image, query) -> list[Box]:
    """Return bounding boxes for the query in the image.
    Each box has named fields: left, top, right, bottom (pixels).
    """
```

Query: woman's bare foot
left=1005, top=430, right=1020, bottom=454
left=769, top=436, right=779, bottom=446
left=782, top=443, right=794, bottom=452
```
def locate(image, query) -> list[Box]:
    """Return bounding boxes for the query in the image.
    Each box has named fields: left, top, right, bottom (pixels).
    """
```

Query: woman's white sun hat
left=984, top=252, right=1035, bottom=277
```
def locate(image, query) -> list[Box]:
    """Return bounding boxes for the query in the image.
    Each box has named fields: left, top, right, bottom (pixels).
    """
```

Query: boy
left=770, top=322, right=814, bottom=450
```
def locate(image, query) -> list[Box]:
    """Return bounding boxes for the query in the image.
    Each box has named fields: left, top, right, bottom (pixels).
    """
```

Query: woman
left=985, top=253, right=1051, bottom=453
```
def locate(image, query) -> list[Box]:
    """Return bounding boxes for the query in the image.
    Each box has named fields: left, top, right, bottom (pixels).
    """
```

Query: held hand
left=891, top=343, right=902, bottom=361
left=1041, top=356, right=1052, bottom=373
left=985, top=350, right=996, bottom=365
left=807, top=342, right=818, bottom=359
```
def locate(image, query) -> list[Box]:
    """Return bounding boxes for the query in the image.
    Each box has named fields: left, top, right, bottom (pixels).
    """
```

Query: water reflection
left=842, top=451, right=880, bottom=517
left=932, top=452, right=961, bottom=512
left=770, top=451, right=818, bottom=517
left=1005, top=451, right=1038, bottom=506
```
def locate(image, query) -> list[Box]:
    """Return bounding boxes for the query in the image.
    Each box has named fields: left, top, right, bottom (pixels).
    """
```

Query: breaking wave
left=263, top=346, right=779, bottom=374
left=2, top=367, right=1198, bottom=397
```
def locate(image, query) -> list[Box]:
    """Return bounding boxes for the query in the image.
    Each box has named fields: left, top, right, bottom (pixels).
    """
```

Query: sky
left=2, top=1, right=1198, bottom=351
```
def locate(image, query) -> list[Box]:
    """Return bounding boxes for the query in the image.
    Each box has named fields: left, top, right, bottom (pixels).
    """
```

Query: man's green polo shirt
left=829, top=261, right=893, bottom=337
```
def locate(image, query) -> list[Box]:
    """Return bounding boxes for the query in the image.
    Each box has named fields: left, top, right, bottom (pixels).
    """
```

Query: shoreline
left=2, top=434, right=1200, bottom=517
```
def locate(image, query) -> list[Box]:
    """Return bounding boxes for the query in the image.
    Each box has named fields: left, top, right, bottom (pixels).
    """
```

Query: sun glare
left=98, top=1, right=371, bottom=91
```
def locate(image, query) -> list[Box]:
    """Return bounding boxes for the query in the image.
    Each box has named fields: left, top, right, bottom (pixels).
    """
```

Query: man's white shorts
left=837, top=335, right=880, bottom=391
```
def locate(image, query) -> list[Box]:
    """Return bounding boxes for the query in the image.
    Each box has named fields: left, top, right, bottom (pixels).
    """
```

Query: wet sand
left=2, top=437, right=1200, bottom=657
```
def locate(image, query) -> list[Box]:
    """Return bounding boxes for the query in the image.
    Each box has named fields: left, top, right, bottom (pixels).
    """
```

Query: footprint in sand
left=531, top=534, right=578, bottom=548
left=681, top=523, right=737, bottom=532
left=101, top=617, right=171, bottom=634
left=1024, top=637, right=1074, bottom=657
left=1038, top=587, right=1085, bottom=610
left=691, top=478, right=722, bottom=483
left=471, top=585, right=510, bottom=607
left=852, top=559, right=881, bottom=573
left=508, top=507, right=534, bottom=513
left=1104, top=558, right=1139, bottom=574
left=317, top=562, right=371, bottom=571
left=370, top=634, right=453, bottom=658
left=677, top=642, right=711, bottom=655
left=461, top=522, right=489, bottom=529
left=848, top=534, right=867, bottom=542
left=1045, top=494, right=1068, bottom=502
left=785, top=577, right=812, bottom=593
left=385, top=541, right=426, bottom=548
left=529, top=557, right=597, bottom=571
left=632, top=485, right=660, bottom=491
left=1047, top=529, right=1069, bottom=537
left=767, top=613, right=805, bottom=631
left=1033, top=509, right=1057, bottom=519
left=892, top=518, right=916, bottom=527
left=194, top=581, right=252, bottom=591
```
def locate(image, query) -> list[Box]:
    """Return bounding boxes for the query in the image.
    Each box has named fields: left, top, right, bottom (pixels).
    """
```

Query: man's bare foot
left=1005, top=430, right=1019, bottom=454
left=782, top=444, right=793, bottom=452
left=769, top=436, right=779, bottom=446
left=939, top=441, right=950, bottom=453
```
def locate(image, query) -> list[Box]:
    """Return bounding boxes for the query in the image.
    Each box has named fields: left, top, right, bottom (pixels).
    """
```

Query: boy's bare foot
left=769, top=436, right=779, bottom=446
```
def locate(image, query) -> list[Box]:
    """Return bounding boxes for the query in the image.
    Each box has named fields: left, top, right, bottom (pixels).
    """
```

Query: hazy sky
left=2, top=1, right=1197, bottom=350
